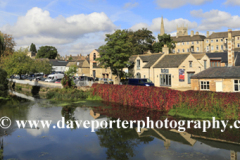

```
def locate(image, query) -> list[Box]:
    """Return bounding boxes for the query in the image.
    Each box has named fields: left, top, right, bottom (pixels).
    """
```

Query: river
left=0, top=93, right=239, bottom=160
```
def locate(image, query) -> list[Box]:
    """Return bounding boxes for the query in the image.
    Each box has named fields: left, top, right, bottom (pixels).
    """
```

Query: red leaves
left=91, top=84, right=240, bottom=118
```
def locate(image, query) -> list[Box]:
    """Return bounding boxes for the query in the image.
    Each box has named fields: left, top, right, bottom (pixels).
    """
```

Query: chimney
left=191, top=30, right=194, bottom=37
left=195, top=31, right=199, bottom=35
left=206, top=31, right=209, bottom=37
left=162, top=44, right=169, bottom=55
left=228, top=29, right=235, bottom=66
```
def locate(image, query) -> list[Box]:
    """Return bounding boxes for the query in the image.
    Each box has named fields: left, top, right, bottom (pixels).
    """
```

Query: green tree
left=2, top=48, right=52, bottom=78
left=152, top=33, right=176, bottom=53
left=68, top=56, right=73, bottom=61
left=0, top=32, right=5, bottom=58
left=61, top=65, right=77, bottom=88
left=36, top=46, right=58, bottom=59
left=0, top=68, right=8, bottom=98
left=30, top=43, right=37, bottom=53
left=132, top=28, right=155, bottom=54
left=97, top=29, right=135, bottom=83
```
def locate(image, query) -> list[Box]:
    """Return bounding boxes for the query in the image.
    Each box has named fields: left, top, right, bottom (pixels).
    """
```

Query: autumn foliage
left=92, top=84, right=240, bottom=119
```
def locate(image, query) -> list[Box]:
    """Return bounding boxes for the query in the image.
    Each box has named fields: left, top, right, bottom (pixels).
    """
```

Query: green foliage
left=2, top=48, right=52, bottom=77
left=152, top=33, right=176, bottom=53
left=61, top=65, right=77, bottom=88
left=0, top=68, right=8, bottom=97
left=132, top=28, right=155, bottom=54
left=30, top=43, right=37, bottom=53
left=46, top=88, right=89, bottom=101
left=0, top=32, right=5, bottom=57
left=36, top=46, right=58, bottom=59
left=97, top=29, right=135, bottom=82
left=68, top=56, right=73, bottom=60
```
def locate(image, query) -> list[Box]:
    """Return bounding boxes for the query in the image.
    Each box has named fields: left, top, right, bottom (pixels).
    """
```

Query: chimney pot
left=195, top=31, right=199, bottom=35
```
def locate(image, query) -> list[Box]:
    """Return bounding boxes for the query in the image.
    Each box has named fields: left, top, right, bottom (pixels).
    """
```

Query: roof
left=153, top=54, right=189, bottom=68
left=191, top=66, right=240, bottom=79
left=143, top=54, right=164, bottom=68
left=171, top=35, right=206, bottom=42
left=129, top=55, right=138, bottom=62
left=192, top=53, right=206, bottom=60
left=206, top=30, right=240, bottom=39
left=139, top=55, right=150, bottom=62
left=206, top=52, right=240, bottom=65
left=49, top=59, right=68, bottom=66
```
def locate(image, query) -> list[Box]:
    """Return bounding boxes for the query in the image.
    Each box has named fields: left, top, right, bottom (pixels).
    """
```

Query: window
left=216, top=39, right=218, bottom=42
left=225, top=39, right=228, bottom=43
left=206, top=40, right=209, bottom=43
left=221, top=39, right=223, bottom=42
left=77, top=62, right=79, bottom=66
left=144, top=75, right=146, bottom=78
left=137, top=60, right=140, bottom=70
left=182, top=42, right=184, bottom=45
left=178, top=49, right=180, bottom=53
left=187, top=49, right=189, bottom=52
left=182, top=49, right=185, bottom=53
left=211, top=40, right=213, bottom=43
left=216, top=45, right=219, bottom=50
left=160, top=74, right=171, bottom=86
left=197, top=41, right=199, bottom=44
left=187, top=42, right=189, bottom=45
left=188, top=73, right=194, bottom=84
left=234, top=80, right=240, bottom=91
left=173, top=49, right=175, bottom=53
left=197, top=47, right=199, bottom=51
left=93, top=53, right=96, bottom=60
left=211, top=45, right=214, bottom=51
left=93, top=62, right=97, bottom=68
left=221, top=45, right=223, bottom=50
left=191, top=48, right=194, bottom=52
left=238, top=37, right=240, bottom=40
left=204, top=60, right=207, bottom=69
left=238, top=43, right=240, bottom=47
left=210, top=60, right=221, bottom=67
left=206, top=46, right=209, bottom=51
left=192, top=41, right=194, bottom=45
left=201, top=81, right=210, bottom=90
left=189, top=61, right=192, bottom=68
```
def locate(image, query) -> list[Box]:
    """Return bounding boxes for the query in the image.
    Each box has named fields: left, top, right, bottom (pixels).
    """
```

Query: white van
left=45, top=74, right=64, bottom=82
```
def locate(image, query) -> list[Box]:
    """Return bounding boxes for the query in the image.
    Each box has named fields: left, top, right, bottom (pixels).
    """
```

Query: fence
left=75, top=80, right=94, bottom=87
left=8, top=79, right=63, bottom=88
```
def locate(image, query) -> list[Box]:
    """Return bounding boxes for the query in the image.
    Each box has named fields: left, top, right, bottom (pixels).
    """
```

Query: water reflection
left=0, top=96, right=240, bottom=159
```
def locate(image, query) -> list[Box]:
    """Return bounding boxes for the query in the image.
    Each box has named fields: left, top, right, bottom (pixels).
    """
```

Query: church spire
left=160, top=16, right=165, bottom=36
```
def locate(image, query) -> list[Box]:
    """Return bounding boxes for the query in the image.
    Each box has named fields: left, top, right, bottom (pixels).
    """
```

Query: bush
left=91, top=84, right=240, bottom=119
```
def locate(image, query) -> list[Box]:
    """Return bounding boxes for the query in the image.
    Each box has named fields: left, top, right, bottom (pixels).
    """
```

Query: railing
left=75, top=80, right=94, bottom=87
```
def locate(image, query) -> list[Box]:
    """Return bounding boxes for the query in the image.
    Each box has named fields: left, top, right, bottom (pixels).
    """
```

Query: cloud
left=224, top=0, right=240, bottom=5
left=191, top=9, right=240, bottom=31
left=155, top=0, right=212, bottom=9
left=1, top=7, right=116, bottom=45
left=0, top=0, right=10, bottom=8
left=123, top=2, right=139, bottom=9
left=130, top=17, right=197, bottom=33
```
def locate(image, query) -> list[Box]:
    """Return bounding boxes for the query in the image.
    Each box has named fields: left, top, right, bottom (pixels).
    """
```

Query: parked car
left=45, top=74, right=64, bottom=82
left=55, top=79, right=62, bottom=84
left=125, top=78, right=154, bottom=86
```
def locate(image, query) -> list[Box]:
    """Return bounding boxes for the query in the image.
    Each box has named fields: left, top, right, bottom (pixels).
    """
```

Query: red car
left=55, top=79, right=62, bottom=84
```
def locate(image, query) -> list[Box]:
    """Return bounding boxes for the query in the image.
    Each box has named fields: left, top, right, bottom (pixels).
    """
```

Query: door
left=216, top=81, right=223, bottom=92
left=160, top=74, right=171, bottom=87
left=188, top=73, right=195, bottom=84
left=93, top=70, right=96, bottom=78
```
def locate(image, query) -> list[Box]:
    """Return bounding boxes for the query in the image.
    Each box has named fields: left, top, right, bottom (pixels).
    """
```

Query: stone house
left=191, top=29, right=240, bottom=92
left=66, top=60, right=90, bottom=76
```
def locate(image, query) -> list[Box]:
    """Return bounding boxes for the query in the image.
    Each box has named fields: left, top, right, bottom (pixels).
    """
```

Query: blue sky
left=0, top=0, right=240, bottom=56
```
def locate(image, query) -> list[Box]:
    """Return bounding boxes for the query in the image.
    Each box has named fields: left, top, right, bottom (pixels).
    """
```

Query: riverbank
left=92, top=84, right=240, bottom=120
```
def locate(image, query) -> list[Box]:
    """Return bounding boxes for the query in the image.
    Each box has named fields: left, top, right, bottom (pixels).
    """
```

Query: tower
left=176, top=24, right=188, bottom=36
left=159, top=16, right=165, bottom=36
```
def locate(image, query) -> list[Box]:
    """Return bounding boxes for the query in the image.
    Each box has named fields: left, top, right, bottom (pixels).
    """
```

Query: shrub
left=0, top=68, right=8, bottom=97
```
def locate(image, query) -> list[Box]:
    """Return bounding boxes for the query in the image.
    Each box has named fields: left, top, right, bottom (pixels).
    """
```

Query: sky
left=0, top=0, right=240, bottom=57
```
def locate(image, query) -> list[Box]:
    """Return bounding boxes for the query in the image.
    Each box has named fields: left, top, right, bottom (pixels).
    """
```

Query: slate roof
left=139, top=55, right=150, bottom=62
left=206, top=52, right=240, bottom=65
left=206, top=31, right=240, bottom=39
left=153, top=54, right=189, bottom=68
left=49, top=59, right=68, bottom=66
left=171, top=35, right=206, bottom=42
left=143, top=54, right=164, bottom=68
left=191, top=66, right=240, bottom=79
left=66, top=60, right=89, bottom=68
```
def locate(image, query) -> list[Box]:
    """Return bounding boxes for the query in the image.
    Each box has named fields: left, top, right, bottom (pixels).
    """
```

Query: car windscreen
left=139, top=79, right=152, bottom=83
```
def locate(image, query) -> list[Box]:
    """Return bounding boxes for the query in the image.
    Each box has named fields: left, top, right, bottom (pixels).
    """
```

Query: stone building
left=27, top=51, right=37, bottom=59
left=66, top=60, right=90, bottom=76
left=191, top=29, right=240, bottom=92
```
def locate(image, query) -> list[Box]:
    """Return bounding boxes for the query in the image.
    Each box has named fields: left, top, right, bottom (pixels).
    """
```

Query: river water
left=0, top=94, right=240, bottom=160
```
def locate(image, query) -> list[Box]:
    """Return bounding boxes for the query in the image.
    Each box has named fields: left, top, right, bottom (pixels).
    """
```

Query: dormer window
left=93, top=53, right=96, bottom=60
